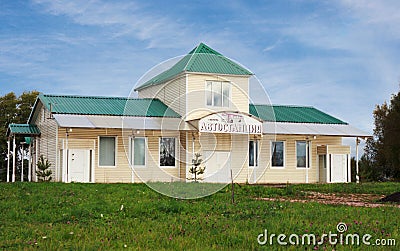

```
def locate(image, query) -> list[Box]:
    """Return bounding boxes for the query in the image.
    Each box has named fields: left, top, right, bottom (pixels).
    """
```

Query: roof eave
left=27, top=93, right=45, bottom=124
left=134, top=71, right=187, bottom=91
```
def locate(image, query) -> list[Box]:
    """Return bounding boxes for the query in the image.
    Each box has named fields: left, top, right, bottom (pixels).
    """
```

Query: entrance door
left=203, top=151, right=231, bottom=183
left=330, top=154, right=347, bottom=183
left=68, top=149, right=91, bottom=183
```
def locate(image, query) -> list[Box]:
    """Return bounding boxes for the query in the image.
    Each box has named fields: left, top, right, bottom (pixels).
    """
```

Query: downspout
left=356, top=137, right=360, bottom=183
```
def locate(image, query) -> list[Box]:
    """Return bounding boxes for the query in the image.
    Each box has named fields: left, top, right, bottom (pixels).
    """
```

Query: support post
left=35, top=138, right=39, bottom=182
left=12, top=135, right=16, bottom=182
left=66, top=130, right=69, bottom=183
left=192, top=132, right=195, bottom=180
left=231, top=169, right=235, bottom=204
left=7, top=139, right=10, bottom=182
left=21, top=143, right=24, bottom=182
left=356, top=137, right=360, bottom=184
left=28, top=143, right=32, bottom=182
left=305, top=141, right=309, bottom=183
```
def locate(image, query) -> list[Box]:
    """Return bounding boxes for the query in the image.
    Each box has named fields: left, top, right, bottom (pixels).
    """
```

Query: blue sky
left=1, top=0, right=400, bottom=139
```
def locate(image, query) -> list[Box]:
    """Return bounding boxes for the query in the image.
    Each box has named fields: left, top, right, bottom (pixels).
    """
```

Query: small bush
left=36, top=155, right=52, bottom=182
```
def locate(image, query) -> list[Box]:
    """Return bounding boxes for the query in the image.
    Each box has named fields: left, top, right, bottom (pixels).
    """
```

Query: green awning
left=7, top=124, right=41, bottom=136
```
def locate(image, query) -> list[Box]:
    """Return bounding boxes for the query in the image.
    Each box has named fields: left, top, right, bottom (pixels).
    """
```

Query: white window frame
left=159, top=137, right=177, bottom=168
left=205, top=81, right=231, bottom=108
left=296, top=141, right=311, bottom=169
left=98, top=136, right=117, bottom=168
left=129, top=137, right=147, bottom=168
left=271, top=141, right=285, bottom=169
left=249, top=140, right=259, bottom=168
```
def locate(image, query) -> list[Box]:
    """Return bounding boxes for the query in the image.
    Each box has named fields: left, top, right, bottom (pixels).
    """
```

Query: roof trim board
left=263, top=122, right=370, bottom=137
left=51, top=114, right=370, bottom=137
left=53, top=114, right=194, bottom=131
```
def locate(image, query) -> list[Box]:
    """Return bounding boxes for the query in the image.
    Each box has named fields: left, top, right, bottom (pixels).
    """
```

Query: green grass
left=0, top=182, right=399, bottom=250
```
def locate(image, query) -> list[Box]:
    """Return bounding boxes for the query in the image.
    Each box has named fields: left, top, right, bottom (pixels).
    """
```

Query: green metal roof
left=249, top=104, right=347, bottom=124
left=135, top=43, right=253, bottom=90
left=25, top=137, right=32, bottom=145
left=7, top=124, right=40, bottom=136
left=38, top=94, right=181, bottom=118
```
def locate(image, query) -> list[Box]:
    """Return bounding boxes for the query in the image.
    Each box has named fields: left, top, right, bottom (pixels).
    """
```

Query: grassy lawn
left=0, top=182, right=399, bottom=250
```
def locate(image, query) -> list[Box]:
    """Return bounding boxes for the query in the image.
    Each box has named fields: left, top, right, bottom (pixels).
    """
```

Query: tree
left=36, top=155, right=52, bottom=182
left=188, top=153, right=205, bottom=182
left=363, top=90, right=400, bottom=181
left=0, top=91, right=39, bottom=181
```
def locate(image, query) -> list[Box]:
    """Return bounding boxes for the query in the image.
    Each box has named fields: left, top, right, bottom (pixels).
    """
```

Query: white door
left=203, top=151, right=231, bottom=183
left=68, top=149, right=91, bottom=183
left=330, top=154, right=347, bottom=183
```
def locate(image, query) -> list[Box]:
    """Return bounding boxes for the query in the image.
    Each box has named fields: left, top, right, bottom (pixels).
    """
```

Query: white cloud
left=263, top=39, right=284, bottom=52
left=31, top=0, right=191, bottom=49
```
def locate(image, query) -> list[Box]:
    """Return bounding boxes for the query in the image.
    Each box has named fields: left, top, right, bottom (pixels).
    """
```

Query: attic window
left=206, top=81, right=230, bottom=108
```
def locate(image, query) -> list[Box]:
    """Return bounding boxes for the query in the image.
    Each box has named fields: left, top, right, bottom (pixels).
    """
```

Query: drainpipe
left=356, top=137, right=360, bottom=184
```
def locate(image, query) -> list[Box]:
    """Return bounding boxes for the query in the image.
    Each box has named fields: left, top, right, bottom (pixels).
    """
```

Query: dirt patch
left=378, top=192, right=400, bottom=203
left=259, top=192, right=400, bottom=208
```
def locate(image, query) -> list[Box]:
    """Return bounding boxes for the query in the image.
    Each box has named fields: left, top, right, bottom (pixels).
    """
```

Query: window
left=249, top=140, right=259, bottom=167
left=99, top=137, right=116, bottom=166
left=160, top=138, right=176, bottom=167
left=130, top=137, right=146, bottom=166
left=271, top=141, right=284, bottom=167
left=206, top=81, right=230, bottom=107
left=296, top=141, right=310, bottom=168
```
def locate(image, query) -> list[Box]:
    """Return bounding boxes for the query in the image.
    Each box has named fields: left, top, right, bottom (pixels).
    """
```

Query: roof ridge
left=189, top=42, right=222, bottom=55
left=183, top=48, right=197, bottom=71
left=43, top=94, right=160, bottom=101
left=250, top=104, right=315, bottom=108
left=136, top=42, right=252, bottom=90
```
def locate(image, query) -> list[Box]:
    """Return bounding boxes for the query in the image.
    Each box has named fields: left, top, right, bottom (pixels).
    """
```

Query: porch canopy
left=7, top=124, right=40, bottom=137
left=6, top=123, right=40, bottom=182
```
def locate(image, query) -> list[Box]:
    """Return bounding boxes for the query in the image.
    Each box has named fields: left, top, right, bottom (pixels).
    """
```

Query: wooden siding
left=32, top=102, right=59, bottom=181
left=184, top=133, right=345, bottom=184
left=255, top=135, right=342, bottom=184
left=179, top=131, right=187, bottom=180
left=137, top=75, right=186, bottom=116
left=137, top=84, right=163, bottom=99
left=317, top=145, right=327, bottom=155
left=186, top=74, right=250, bottom=120
left=50, top=126, right=348, bottom=184
left=58, top=128, right=181, bottom=183
left=327, top=145, right=350, bottom=154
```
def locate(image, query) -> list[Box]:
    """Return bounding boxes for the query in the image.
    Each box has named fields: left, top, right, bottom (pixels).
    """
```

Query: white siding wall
left=186, top=74, right=250, bottom=120
left=57, top=128, right=181, bottom=183
left=184, top=133, right=345, bottom=184
left=138, top=75, right=186, bottom=116
left=255, top=135, right=343, bottom=183
left=32, top=103, right=59, bottom=181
